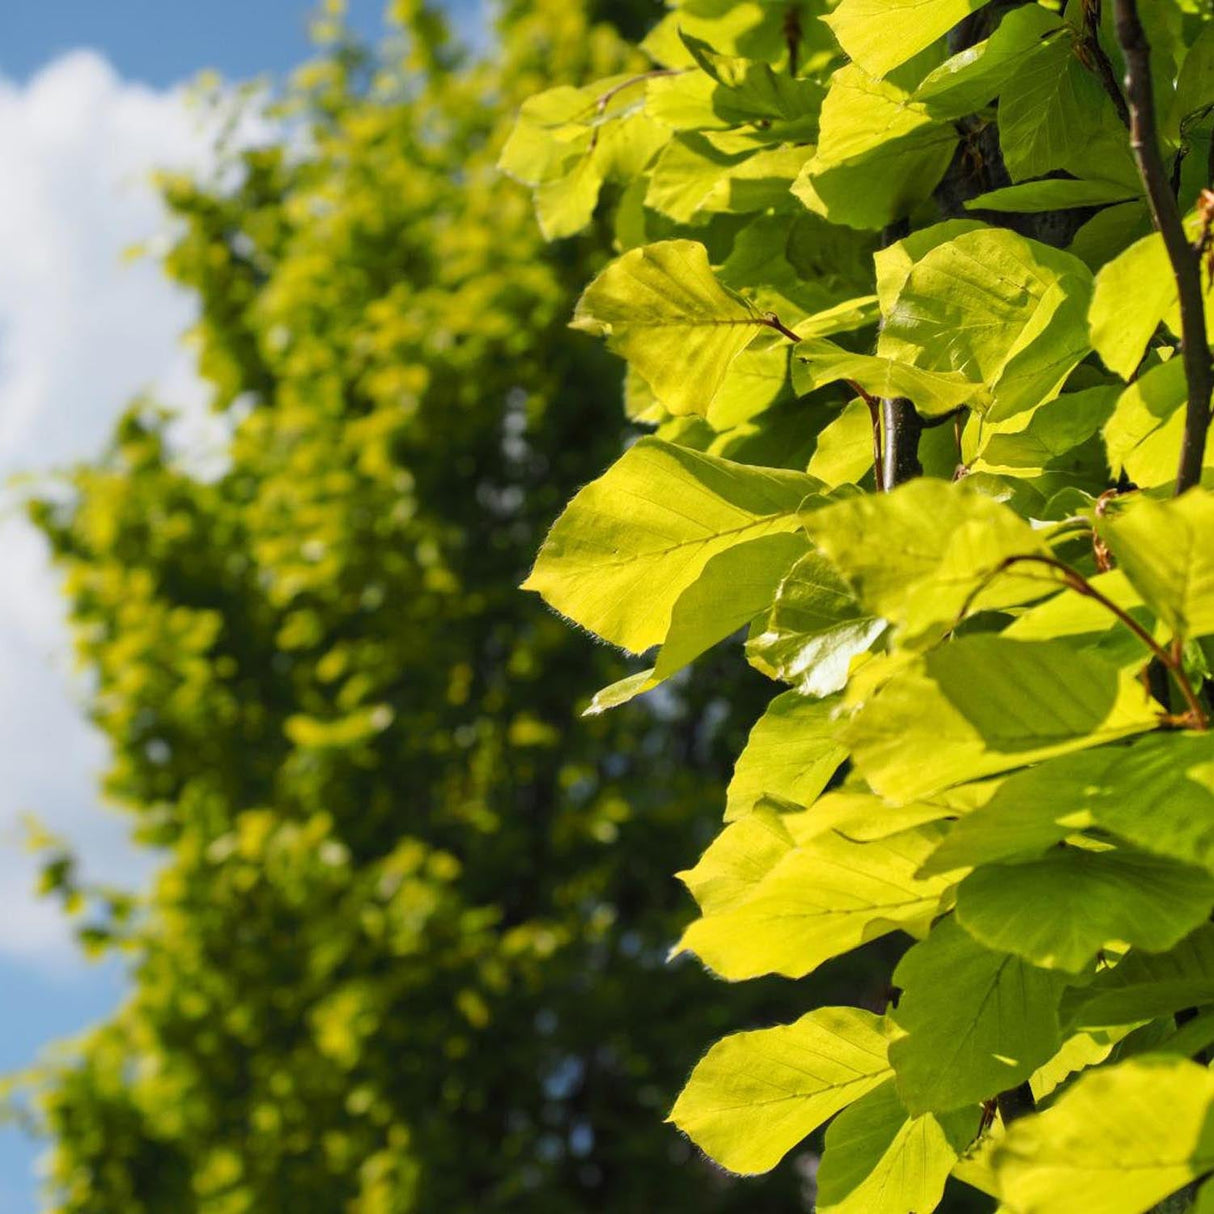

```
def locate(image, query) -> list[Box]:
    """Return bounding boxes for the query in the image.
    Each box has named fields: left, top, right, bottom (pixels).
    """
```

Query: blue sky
left=0, top=2, right=481, bottom=1208
left=0, top=1, right=494, bottom=86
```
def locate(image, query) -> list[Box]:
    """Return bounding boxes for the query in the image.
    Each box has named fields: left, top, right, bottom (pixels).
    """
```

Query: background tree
left=16, top=1, right=896, bottom=1210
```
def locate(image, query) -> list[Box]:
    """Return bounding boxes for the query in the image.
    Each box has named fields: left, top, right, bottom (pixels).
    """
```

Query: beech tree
left=512, top=0, right=1214, bottom=1210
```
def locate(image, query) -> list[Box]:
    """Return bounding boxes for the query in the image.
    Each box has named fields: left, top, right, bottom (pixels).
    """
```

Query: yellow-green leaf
left=571, top=240, right=768, bottom=415
left=815, top=1078, right=979, bottom=1214
left=524, top=438, right=818, bottom=653
left=678, top=821, right=954, bottom=979
left=725, top=689, right=847, bottom=820
left=994, top=1057, right=1214, bottom=1213
left=668, top=1007, right=894, bottom=1174
left=1099, top=489, right=1214, bottom=641
left=823, top=0, right=985, bottom=80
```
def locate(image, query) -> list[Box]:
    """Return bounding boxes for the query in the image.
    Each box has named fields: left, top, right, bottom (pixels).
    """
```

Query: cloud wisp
left=0, top=49, right=248, bottom=966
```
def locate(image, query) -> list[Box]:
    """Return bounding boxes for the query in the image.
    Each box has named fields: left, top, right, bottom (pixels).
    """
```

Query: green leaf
left=1196, top=1178, right=1214, bottom=1214
left=1029, top=1029, right=1120, bottom=1101
left=1103, top=357, right=1190, bottom=487
left=1070, top=198, right=1154, bottom=270
left=499, top=77, right=669, bottom=239
left=1071, top=732, right=1214, bottom=870
left=678, top=821, right=954, bottom=979
left=873, top=219, right=984, bottom=315
left=643, top=132, right=756, bottom=222
left=792, top=338, right=979, bottom=417
left=964, top=177, right=1140, bottom=214
left=955, top=846, right=1214, bottom=972
left=890, top=917, right=1065, bottom=1113
left=925, top=731, right=1214, bottom=876
left=998, top=26, right=1137, bottom=185
left=1001, top=568, right=1147, bottom=660
left=587, top=533, right=809, bottom=713
left=918, top=751, right=1109, bottom=876
left=1156, top=1010, right=1214, bottom=1063
left=791, top=296, right=882, bottom=340
left=1171, top=22, right=1214, bottom=138
left=970, top=385, right=1118, bottom=477
left=668, top=1007, right=894, bottom=1175
left=994, top=1057, right=1214, bottom=1213
left=815, top=1079, right=979, bottom=1214
left=676, top=805, right=795, bottom=917
left=523, top=438, right=818, bottom=653
left=1089, top=230, right=1176, bottom=380
left=571, top=241, right=771, bottom=416
left=533, top=156, right=607, bottom=241
left=878, top=228, right=1094, bottom=422
left=845, top=638, right=1159, bottom=803
left=915, top=5, right=1066, bottom=119
left=718, top=212, right=877, bottom=324
left=1090, top=215, right=1214, bottom=382
left=725, top=689, right=847, bottom=820
left=823, top=0, right=985, bottom=80
left=745, top=550, right=885, bottom=697
left=805, top=784, right=985, bottom=842
left=499, top=83, right=599, bottom=185
left=679, top=33, right=825, bottom=133
left=806, top=399, right=876, bottom=489
left=1099, top=490, right=1214, bottom=641
left=799, top=479, right=1050, bottom=643
left=1061, top=925, right=1214, bottom=1030
left=644, top=135, right=808, bottom=223
left=641, top=3, right=825, bottom=72
left=794, top=65, right=958, bottom=231
left=704, top=340, right=792, bottom=430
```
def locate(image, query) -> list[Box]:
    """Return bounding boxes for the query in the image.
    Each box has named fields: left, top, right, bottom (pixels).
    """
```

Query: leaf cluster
left=515, top=0, right=1214, bottom=1208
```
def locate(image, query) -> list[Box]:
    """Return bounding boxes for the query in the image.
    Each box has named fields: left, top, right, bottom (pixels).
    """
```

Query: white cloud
left=0, top=50, right=246, bottom=965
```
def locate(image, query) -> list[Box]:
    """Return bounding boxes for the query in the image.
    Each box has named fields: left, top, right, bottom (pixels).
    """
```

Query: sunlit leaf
left=845, top=638, right=1158, bottom=803
left=823, top=0, right=984, bottom=79
left=994, top=1057, right=1214, bottom=1212
left=678, top=821, right=954, bottom=979
left=815, top=1079, right=978, bottom=1214
left=668, top=1007, right=894, bottom=1174
left=571, top=240, right=771, bottom=415
left=725, top=689, right=847, bottom=820
left=745, top=550, right=884, bottom=697
left=524, top=438, right=819, bottom=652
left=1099, top=489, right=1214, bottom=641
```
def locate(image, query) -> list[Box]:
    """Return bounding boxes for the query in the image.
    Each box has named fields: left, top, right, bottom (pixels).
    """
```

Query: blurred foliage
left=13, top=2, right=887, bottom=1210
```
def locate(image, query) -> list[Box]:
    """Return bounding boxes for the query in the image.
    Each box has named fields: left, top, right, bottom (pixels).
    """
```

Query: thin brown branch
left=1092, top=486, right=1129, bottom=571
left=594, top=69, right=684, bottom=114
left=964, top=553, right=1209, bottom=729
left=1114, top=0, right=1213, bottom=494
left=865, top=396, right=885, bottom=493
left=763, top=313, right=802, bottom=344
left=767, top=313, right=887, bottom=487
left=783, top=4, right=803, bottom=77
